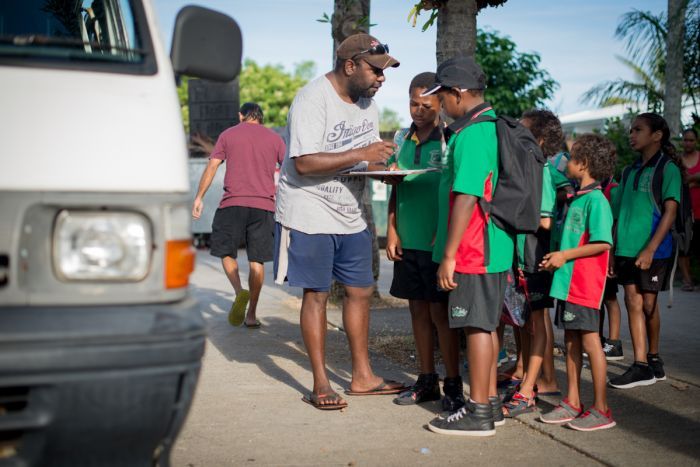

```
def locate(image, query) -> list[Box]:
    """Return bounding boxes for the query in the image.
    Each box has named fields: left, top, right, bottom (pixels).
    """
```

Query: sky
left=153, top=0, right=665, bottom=126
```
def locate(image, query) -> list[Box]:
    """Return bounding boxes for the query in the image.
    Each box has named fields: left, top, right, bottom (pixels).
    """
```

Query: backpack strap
left=651, top=155, right=670, bottom=214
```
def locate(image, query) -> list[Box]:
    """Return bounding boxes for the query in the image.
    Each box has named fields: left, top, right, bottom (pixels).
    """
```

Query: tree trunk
left=330, top=0, right=380, bottom=303
left=331, top=0, right=371, bottom=60
left=436, top=0, right=478, bottom=65
left=664, top=0, right=687, bottom=137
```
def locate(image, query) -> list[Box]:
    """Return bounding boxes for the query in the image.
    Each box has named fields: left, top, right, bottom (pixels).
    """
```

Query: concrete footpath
left=172, top=251, right=700, bottom=466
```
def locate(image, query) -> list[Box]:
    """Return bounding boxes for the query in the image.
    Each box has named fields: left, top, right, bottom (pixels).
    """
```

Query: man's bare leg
left=300, top=289, right=344, bottom=406
left=222, top=256, right=243, bottom=295
left=344, top=285, right=401, bottom=392
left=245, top=261, right=264, bottom=325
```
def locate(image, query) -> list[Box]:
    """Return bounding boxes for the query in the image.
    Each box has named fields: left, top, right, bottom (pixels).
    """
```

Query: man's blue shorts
left=274, top=223, right=374, bottom=292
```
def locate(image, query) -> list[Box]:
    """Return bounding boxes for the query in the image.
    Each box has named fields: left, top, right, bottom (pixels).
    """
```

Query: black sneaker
left=393, top=373, right=440, bottom=405
left=489, top=396, right=505, bottom=427
left=647, top=354, right=666, bottom=381
left=428, top=401, right=496, bottom=437
left=603, top=339, right=624, bottom=361
left=441, top=376, right=466, bottom=412
left=609, top=362, right=656, bottom=389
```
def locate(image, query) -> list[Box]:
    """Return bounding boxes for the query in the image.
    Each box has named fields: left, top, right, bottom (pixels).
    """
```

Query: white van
left=0, top=1, right=241, bottom=464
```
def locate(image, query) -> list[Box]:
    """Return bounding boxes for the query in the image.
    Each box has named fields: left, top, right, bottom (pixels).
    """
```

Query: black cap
left=421, top=55, right=486, bottom=96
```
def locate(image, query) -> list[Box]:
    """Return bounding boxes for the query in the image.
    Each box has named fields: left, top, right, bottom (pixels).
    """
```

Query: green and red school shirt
left=550, top=185, right=613, bottom=309
left=612, top=152, right=682, bottom=259
left=432, top=106, right=514, bottom=274
left=387, top=124, right=444, bottom=252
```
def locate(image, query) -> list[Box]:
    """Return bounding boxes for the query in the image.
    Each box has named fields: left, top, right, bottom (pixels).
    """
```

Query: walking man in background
left=193, top=102, right=286, bottom=328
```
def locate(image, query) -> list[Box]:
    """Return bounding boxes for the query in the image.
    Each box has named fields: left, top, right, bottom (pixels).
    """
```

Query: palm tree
left=582, top=2, right=700, bottom=131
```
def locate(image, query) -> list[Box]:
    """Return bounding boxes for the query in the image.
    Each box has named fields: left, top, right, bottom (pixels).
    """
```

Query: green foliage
left=177, top=60, right=316, bottom=130
left=177, top=76, right=190, bottom=133
left=408, top=0, right=508, bottom=30
left=475, top=29, right=558, bottom=118
left=582, top=2, right=700, bottom=116
left=240, top=59, right=316, bottom=127
left=379, top=107, right=403, bottom=132
left=598, top=116, right=638, bottom=178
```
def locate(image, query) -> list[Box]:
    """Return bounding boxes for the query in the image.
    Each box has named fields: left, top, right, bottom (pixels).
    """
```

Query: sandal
left=302, top=391, right=348, bottom=411
left=681, top=283, right=695, bottom=292
left=502, top=390, right=537, bottom=418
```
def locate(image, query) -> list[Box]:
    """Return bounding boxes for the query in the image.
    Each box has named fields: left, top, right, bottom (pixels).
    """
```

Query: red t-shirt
left=210, top=122, right=286, bottom=212
left=686, top=152, right=700, bottom=220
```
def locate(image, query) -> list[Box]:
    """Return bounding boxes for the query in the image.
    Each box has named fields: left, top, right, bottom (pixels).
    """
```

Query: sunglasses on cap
left=352, top=43, right=389, bottom=59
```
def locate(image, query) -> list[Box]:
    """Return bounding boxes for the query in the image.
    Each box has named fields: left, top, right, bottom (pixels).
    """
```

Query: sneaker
left=489, top=396, right=506, bottom=427
left=539, top=398, right=583, bottom=424
left=566, top=407, right=616, bottom=431
left=603, top=339, right=624, bottom=361
left=441, top=376, right=466, bottom=412
left=393, top=373, right=440, bottom=405
left=428, top=401, right=495, bottom=437
left=647, top=354, right=666, bottom=381
left=609, top=362, right=656, bottom=389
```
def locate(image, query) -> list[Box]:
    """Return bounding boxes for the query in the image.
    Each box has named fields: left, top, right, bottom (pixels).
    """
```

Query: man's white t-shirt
left=275, top=75, right=380, bottom=234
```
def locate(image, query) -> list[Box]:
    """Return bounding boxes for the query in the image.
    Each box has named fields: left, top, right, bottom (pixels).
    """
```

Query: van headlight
left=53, top=210, right=152, bottom=281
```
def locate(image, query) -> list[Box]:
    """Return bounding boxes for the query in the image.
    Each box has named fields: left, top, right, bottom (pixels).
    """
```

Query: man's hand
left=437, top=257, right=458, bottom=291
left=192, top=197, right=204, bottom=219
left=361, top=141, right=396, bottom=164
left=635, top=247, right=654, bottom=270
left=381, top=163, right=406, bottom=185
left=539, top=251, right=566, bottom=271
left=386, top=229, right=403, bottom=261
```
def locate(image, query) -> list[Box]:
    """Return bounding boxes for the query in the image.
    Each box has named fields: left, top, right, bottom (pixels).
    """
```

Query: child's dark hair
left=635, top=112, right=685, bottom=176
left=409, top=72, right=436, bottom=94
left=520, top=109, right=564, bottom=157
left=570, top=133, right=616, bottom=181
left=683, top=127, right=698, bottom=138
left=240, top=102, right=264, bottom=124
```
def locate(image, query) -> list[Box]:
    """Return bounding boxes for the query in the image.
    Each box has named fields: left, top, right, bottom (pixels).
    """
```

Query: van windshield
left=0, top=1, right=147, bottom=65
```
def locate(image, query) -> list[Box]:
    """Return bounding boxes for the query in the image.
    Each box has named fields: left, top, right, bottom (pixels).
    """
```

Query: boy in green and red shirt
left=425, top=56, right=513, bottom=437
left=539, top=134, right=616, bottom=432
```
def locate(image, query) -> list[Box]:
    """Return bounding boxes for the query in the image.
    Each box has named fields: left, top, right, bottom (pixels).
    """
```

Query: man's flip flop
left=302, top=392, right=348, bottom=410
left=244, top=320, right=261, bottom=329
left=345, top=379, right=408, bottom=396
left=228, top=289, right=250, bottom=327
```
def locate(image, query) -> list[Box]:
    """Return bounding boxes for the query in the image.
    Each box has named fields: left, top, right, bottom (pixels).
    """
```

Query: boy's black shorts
left=210, top=206, right=274, bottom=263
left=615, top=256, right=671, bottom=293
left=555, top=300, right=599, bottom=332
left=603, top=276, right=619, bottom=301
left=447, top=271, right=507, bottom=332
left=523, top=271, right=554, bottom=310
left=390, top=249, right=448, bottom=303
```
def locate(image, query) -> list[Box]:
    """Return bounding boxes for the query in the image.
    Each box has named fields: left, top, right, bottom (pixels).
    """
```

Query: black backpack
left=461, top=115, right=546, bottom=234
left=620, top=154, right=693, bottom=254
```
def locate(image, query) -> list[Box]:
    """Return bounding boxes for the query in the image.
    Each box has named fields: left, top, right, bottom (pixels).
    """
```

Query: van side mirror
left=170, top=6, right=242, bottom=82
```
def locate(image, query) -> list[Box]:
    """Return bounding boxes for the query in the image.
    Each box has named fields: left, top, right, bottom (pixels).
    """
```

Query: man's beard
left=348, top=80, right=376, bottom=100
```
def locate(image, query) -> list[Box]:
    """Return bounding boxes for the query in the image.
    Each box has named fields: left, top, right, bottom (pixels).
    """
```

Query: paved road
left=172, top=250, right=700, bottom=466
